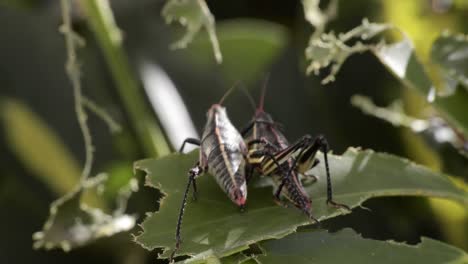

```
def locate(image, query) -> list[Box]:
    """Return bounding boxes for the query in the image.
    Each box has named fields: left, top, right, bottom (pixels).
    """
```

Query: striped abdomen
left=206, top=142, right=247, bottom=205
left=200, top=104, right=247, bottom=206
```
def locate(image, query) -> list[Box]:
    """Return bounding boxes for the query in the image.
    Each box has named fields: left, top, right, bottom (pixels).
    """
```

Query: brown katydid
left=170, top=85, right=249, bottom=262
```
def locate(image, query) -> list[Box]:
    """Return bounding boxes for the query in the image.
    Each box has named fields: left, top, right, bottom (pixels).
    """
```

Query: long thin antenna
left=240, top=86, right=256, bottom=111
left=219, top=80, right=242, bottom=105
left=258, top=73, right=270, bottom=111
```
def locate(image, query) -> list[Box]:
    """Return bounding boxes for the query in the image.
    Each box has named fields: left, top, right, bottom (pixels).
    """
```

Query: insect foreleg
left=189, top=165, right=203, bottom=201
left=240, top=121, right=255, bottom=137
left=179, top=138, right=201, bottom=153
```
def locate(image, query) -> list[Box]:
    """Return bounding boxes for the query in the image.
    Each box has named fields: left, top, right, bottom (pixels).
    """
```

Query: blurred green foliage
left=1, top=99, right=81, bottom=195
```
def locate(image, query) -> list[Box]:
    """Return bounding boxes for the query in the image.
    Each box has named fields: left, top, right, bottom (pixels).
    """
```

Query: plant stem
left=60, top=0, right=93, bottom=182
left=80, top=0, right=171, bottom=157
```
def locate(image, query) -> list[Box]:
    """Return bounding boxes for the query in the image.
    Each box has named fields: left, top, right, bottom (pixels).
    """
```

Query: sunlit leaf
left=350, top=95, right=427, bottom=131
left=133, top=148, right=467, bottom=261
left=373, top=33, right=468, bottom=139
left=351, top=95, right=467, bottom=156
left=162, top=0, right=222, bottom=63
left=373, top=35, right=433, bottom=96
left=431, top=32, right=468, bottom=93
left=257, top=229, right=468, bottom=263
left=310, top=19, right=468, bottom=143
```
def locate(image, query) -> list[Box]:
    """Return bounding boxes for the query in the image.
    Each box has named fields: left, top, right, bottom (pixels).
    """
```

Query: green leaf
left=162, top=0, right=222, bottom=63
left=303, top=18, right=468, bottom=140
left=33, top=174, right=138, bottom=251
left=305, top=19, right=392, bottom=84
left=221, top=253, right=257, bottom=264
left=350, top=95, right=468, bottom=157
left=373, top=33, right=468, bottom=139
left=186, top=19, right=288, bottom=84
left=313, top=20, right=468, bottom=142
left=257, top=229, right=468, bottom=263
left=134, top=148, right=467, bottom=261
left=433, top=87, right=468, bottom=139
left=431, top=32, right=468, bottom=92
left=373, top=35, right=433, bottom=96
left=350, top=95, right=426, bottom=130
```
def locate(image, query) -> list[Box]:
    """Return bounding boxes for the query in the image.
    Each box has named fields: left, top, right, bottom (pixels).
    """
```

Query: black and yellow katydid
left=242, top=79, right=350, bottom=221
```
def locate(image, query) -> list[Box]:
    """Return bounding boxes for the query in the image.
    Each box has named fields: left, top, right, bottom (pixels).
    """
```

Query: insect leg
left=191, top=175, right=198, bottom=201
left=315, top=135, right=351, bottom=211
left=311, top=158, right=320, bottom=168
left=274, top=148, right=307, bottom=200
left=169, top=163, right=203, bottom=262
left=179, top=138, right=201, bottom=153
left=240, top=121, right=255, bottom=137
left=245, top=163, right=255, bottom=184
left=253, top=148, right=298, bottom=204
left=271, top=135, right=313, bottom=198
left=300, top=159, right=320, bottom=184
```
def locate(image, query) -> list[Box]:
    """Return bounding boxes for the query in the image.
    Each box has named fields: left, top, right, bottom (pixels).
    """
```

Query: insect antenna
left=219, top=80, right=243, bottom=105
left=240, top=86, right=256, bottom=111
left=258, top=73, right=271, bottom=111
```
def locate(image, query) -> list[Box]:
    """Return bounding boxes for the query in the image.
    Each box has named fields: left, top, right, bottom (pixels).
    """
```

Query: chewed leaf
left=302, top=0, right=338, bottom=33
left=372, top=32, right=468, bottom=139
left=316, top=19, right=468, bottom=143
left=350, top=95, right=427, bottom=131
left=33, top=175, right=138, bottom=251
left=373, top=34, right=433, bottom=97
left=133, top=148, right=467, bottom=261
left=162, top=0, right=222, bottom=63
left=257, top=229, right=468, bottom=263
left=351, top=95, right=468, bottom=156
left=305, top=19, right=391, bottom=84
left=431, top=32, right=468, bottom=93
left=0, top=99, right=137, bottom=247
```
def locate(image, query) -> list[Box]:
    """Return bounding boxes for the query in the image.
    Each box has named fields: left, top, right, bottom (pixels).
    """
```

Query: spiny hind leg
left=290, top=135, right=351, bottom=211
left=170, top=163, right=203, bottom=262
